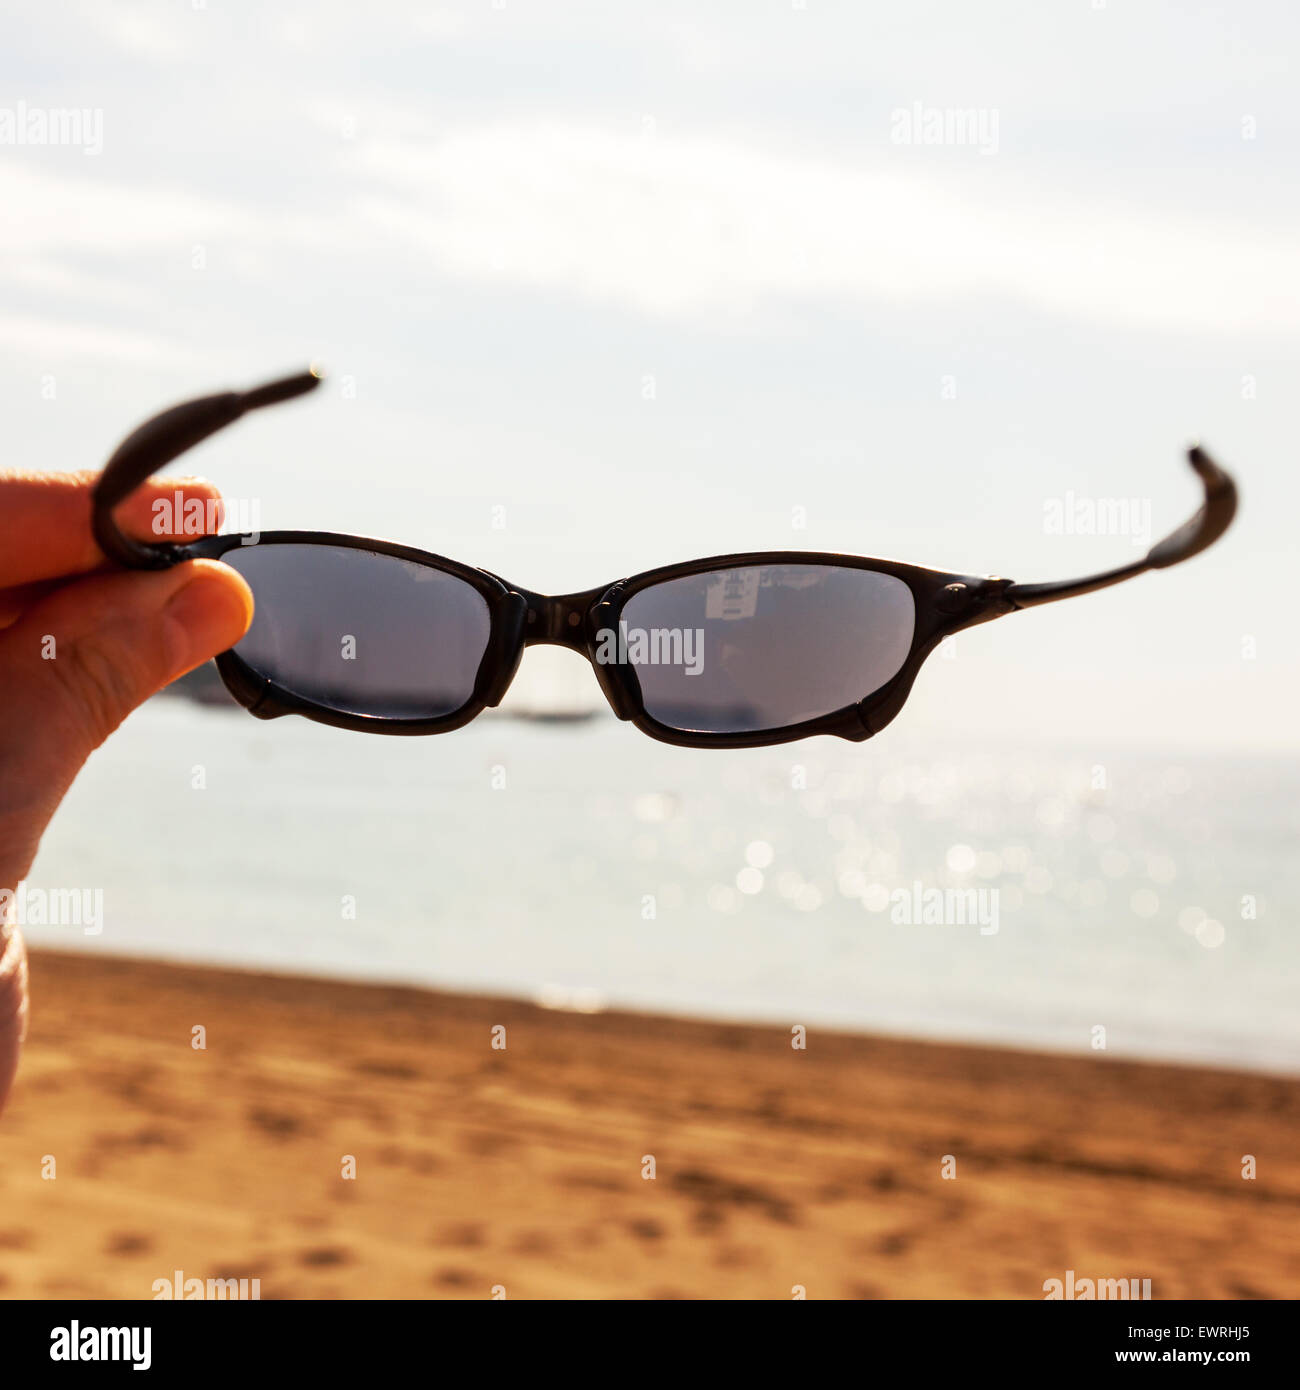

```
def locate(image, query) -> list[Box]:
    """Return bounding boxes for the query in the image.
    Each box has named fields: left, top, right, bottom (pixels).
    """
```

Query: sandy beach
left=0, top=948, right=1296, bottom=1300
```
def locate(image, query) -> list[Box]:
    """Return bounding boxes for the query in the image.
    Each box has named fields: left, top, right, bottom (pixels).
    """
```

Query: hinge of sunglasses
left=934, top=575, right=1018, bottom=627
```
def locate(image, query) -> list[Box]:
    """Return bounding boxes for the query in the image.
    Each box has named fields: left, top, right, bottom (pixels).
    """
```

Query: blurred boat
left=159, top=661, right=236, bottom=707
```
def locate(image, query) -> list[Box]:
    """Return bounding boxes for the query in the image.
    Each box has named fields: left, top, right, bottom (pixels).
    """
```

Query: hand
left=0, top=471, right=253, bottom=1114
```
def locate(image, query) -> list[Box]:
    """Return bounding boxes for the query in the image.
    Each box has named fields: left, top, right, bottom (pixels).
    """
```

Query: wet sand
left=1, top=949, right=1296, bottom=1299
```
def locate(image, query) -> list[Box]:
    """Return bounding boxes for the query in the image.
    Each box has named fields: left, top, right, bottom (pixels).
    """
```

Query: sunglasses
left=92, top=369, right=1238, bottom=749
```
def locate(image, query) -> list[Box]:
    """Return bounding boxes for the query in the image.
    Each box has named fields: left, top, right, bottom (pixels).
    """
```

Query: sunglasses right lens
left=617, top=564, right=915, bottom=734
left=222, top=542, right=492, bottom=720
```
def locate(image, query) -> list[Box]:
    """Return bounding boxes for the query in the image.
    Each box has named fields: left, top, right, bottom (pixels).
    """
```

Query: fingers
left=0, top=486, right=248, bottom=1120
left=0, top=579, right=66, bottom=631
left=0, top=924, right=28, bottom=1116
left=0, top=560, right=253, bottom=866
left=0, top=471, right=226, bottom=589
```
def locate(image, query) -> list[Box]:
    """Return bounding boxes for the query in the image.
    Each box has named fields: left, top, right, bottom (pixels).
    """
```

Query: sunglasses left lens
left=618, top=563, right=915, bottom=734
left=221, top=542, right=492, bottom=719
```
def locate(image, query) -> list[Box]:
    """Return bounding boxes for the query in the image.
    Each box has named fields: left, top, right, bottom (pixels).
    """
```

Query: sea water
left=24, top=699, right=1300, bottom=1073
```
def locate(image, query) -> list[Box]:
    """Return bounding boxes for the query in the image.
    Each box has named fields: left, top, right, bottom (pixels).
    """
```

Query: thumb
left=0, top=560, right=252, bottom=873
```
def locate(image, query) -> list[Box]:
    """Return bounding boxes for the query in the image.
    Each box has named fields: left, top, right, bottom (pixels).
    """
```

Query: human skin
left=0, top=471, right=253, bottom=1114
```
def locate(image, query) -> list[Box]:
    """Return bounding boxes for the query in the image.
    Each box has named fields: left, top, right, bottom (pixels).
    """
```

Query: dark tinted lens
left=223, top=543, right=492, bottom=719
left=618, top=564, right=915, bottom=733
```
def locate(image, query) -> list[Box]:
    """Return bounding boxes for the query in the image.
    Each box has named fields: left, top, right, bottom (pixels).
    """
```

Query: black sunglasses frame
left=177, top=531, right=1016, bottom=747
left=91, top=369, right=1239, bottom=749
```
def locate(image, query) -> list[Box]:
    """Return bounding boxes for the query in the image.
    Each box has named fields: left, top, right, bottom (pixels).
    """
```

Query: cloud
left=0, top=311, right=188, bottom=365
left=81, top=2, right=193, bottom=62
left=0, top=163, right=247, bottom=257
left=346, top=121, right=1300, bottom=335
left=5, top=115, right=1298, bottom=350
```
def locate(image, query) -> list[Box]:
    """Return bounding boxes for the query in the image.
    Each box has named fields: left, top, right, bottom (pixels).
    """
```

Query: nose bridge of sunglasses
left=495, top=583, right=640, bottom=721
left=513, top=584, right=609, bottom=652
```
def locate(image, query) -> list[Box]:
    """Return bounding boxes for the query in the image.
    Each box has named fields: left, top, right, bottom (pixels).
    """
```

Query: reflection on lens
left=620, top=564, right=915, bottom=733
left=223, top=543, right=491, bottom=719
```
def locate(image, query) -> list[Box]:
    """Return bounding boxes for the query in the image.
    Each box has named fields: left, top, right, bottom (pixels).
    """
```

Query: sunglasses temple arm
left=1000, top=446, right=1238, bottom=610
left=91, top=367, right=324, bottom=570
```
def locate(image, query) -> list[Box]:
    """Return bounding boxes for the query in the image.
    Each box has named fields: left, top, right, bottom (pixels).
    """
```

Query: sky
left=2, top=0, right=1297, bottom=749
